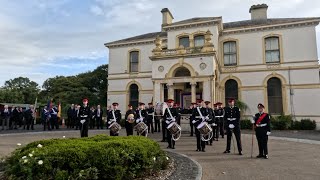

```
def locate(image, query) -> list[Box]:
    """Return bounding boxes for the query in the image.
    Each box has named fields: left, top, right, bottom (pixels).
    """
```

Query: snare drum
left=167, top=122, right=181, bottom=135
left=197, top=122, right=212, bottom=135
left=109, top=122, right=121, bottom=134
left=134, top=122, right=148, bottom=134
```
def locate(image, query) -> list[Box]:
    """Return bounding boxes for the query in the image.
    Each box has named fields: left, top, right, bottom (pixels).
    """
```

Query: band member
left=24, top=105, right=35, bottom=130
left=161, top=112, right=167, bottom=142
left=175, top=103, right=181, bottom=125
left=95, top=105, right=104, bottom=129
left=11, top=106, right=19, bottom=130
left=204, top=101, right=214, bottom=145
left=42, top=105, right=51, bottom=131
left=215, top=102, right=225, bottom=140
left=135, top=102, right=148, bottom=136
left=125, top=104, right=136, bottom=136
left=154, top=104, right=161, bottom=133
left=1, top=105, right=11, bottom=130
left=147, top=103, right=154, bottom=133
left=192, top=99, right=207, bottom=152
left=67, top=104, right=75, bottom=129
left=75, top=105, right=80, bottom=130
left=89, top=106, right=96, bottom=129
left=189, top=103, right=196, bottom=136
left=163, top=99, right=178, bottom=149
left=224, top=98, right=242, bottom=155
left=252, top=103, right=271, bottom=159
left=107, top=102, right=121, bottom=136
left=50, top=105, right=59, bottom=130
left=79, top=98, right=90, bottom=137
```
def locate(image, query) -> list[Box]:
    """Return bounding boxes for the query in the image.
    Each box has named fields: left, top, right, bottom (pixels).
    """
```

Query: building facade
left=105, top=4, right=320, bottom=126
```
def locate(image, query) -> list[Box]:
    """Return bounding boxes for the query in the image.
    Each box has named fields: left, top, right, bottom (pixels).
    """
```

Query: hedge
left=3, top=135, right=169, bottom=180
left=240, top=115, right=316, bottom=130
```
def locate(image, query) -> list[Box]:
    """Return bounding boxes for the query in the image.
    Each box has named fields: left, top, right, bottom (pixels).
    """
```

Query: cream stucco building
left=105, top=4, right=320, bottom=126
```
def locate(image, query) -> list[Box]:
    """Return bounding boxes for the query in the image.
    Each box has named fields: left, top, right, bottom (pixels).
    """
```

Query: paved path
left=0, top=130, right=320, bottom=180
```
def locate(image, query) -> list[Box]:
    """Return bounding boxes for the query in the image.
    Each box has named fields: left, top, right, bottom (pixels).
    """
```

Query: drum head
left=167, top=122, right=174, bottom=128
left=197, top=122, right=205, bottom=129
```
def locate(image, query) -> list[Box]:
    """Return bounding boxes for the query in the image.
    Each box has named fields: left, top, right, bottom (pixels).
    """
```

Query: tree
left=1, top=77, right=40, bottom=104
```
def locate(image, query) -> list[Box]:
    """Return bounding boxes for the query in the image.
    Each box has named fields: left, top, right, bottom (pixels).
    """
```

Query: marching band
left=0, top=96, right=271, bottom=159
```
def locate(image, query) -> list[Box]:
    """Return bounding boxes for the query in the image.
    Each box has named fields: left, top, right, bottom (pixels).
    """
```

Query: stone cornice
left=220, top=65, right=319, bottom=74
left=105, top=39, right=168, bottom=48
left=222, top=19, right=320, bottom=35
left=150, top=51, right=216, bottom=61
left=162, top=20, right=221, bottom=31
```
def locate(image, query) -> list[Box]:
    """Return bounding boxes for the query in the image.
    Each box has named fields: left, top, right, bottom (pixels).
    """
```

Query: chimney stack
left=161, top=8, right=174, bottom=30
left=249, top=4, right=268, bottom=20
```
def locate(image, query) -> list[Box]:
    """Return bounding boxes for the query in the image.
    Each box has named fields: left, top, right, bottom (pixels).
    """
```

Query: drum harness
left=196, top=107, right=214, bottom=142
left=165, top=106, right=181, bottom=141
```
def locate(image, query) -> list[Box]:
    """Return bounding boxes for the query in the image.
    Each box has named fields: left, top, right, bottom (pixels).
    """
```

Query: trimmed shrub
left=240, top=119, right=252, bottom=129
left=271, top=115, right=292, bottom=130
left=300, top=119, right=316, bottom=130
left=3, top=135, right=169, bottom=180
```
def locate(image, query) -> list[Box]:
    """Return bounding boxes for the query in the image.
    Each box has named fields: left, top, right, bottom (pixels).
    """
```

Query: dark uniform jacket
left=107, top=109, right=121, bottom=124
left=147, top=107, right=154, bottom=116
left=204, top=107, right=214, bottom=124
left=95, top=109, right=103, bottom=119
left=135, top=109, right=147, bottom=124
left=191, top=107, right=208, bottom=127
left=79, top=105, right=91, bottom=121
left=163, top=107, right=178, bottom=127
left=254, top=112, right=271, bottom=132
left=67, top=107, right=74, bottom=119
left=214, top=108, right=225, bottom=123
left=24, top=109, right=34, bottom=121
left=224, top=106, right=240, bottom=128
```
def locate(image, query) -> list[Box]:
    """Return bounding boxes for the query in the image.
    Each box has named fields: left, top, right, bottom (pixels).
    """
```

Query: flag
left=47, top=98, right=53, bottom=111
left=33, top=97, right=38, bottom=124
left=57, top=101, right=61, bottom=118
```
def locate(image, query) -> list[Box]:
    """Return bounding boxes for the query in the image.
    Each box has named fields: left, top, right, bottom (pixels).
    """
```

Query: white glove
left=192, top=120, right=196, bottom=124
left=250, top=119, right=255, bottom=124
left=229, top=124, right=235, bottom=129
left=136, top=119, right=140, bottom=123
left=80, top=120, right=86, bottom=124
left=205, top=116, right=209, bottom=120
left=172, top=118, right=176, bottom=122
left=212, top=123, right=216, bottom=126
left=166, top=120, right=170, bottom=124
left=266, top=131, right=271, bottom=136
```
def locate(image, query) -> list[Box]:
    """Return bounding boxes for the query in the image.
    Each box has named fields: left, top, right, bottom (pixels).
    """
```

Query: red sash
left=256, top=113, right=267, bottom=125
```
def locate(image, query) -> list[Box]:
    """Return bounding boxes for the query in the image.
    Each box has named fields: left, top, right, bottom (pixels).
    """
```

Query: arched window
left=174, top=67, right=191, bottom=77
left=267, top=77, right=283, bottom=114
left=129, top=51, right=139, bottom=72
left=225, top=79, right=238, bottom=104
left=179, top=36, right=190, bottom=48
left=129, top=84, right=139, bottom=109
left=194, top=35, right=205, bottom=47
left=223, top=41, right=237, bottom=66
left=265, top=37, right=280, bottom=63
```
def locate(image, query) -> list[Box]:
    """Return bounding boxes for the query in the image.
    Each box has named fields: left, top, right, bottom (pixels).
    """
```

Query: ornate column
left=191, top=82, right=197, bottom=103
left=154, top=81, right=161, bottom=103
left=202, top=80, right=211, bottom=101
left=167, top=83, right=174, bottom=100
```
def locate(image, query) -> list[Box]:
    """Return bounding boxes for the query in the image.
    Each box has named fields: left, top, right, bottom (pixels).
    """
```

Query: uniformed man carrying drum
left=163, top=99, right=178, bottom=149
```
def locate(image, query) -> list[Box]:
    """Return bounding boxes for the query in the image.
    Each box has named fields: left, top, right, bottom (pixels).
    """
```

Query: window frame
left=267, top=77, right=283, bottom=114
left=129, top=84, right=139, bottom=109
left=194, top=35, right=205, bottom=47
left=178, top=36, right=190, bottom=48
left=265, top=36, right=281, bottom=63
left=223, top=41, right=238, bottom=66
left=128, top=50, right=139, bottom=73
left=224, top=79, right=239, bottom=104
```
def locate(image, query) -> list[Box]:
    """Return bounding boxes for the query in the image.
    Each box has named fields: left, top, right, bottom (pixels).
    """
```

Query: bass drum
left=154, top=102, right=168, bottom=116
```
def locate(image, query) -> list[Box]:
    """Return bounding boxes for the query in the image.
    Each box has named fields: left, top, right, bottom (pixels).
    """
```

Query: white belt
left=148, top=113, right=153, bottom=115
left=80, top=115, right=88, bottom=118
left=227, top=118, right=236, bottom=121
left=256, top=123, right=267, bottom=127
left=195, top=116, right=202, bottom=118
left=215, top=116, right=224, bottom=118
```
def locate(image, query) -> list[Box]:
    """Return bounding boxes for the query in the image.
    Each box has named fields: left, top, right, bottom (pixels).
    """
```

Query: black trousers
left=96, top=117, right=103, bottom=129
left=50, top=117, right=59, bottom=129
left=80, top=121, right=89, bottom=137
left=219, top=120, right=225, bottom=138
left=75, top=118, right=80, bottom=130
left=43, top=118, right=51, bottom=131
left=125, top=122, right=134, bottom=136
left=256, top=128, right=268, bottom=155
left=162, top=120, right=166, bottom=141
left=226, top=127, right=242, bottom=152
left=147, top=115, right=154, bottom=133
left=166, top=129, right=175, bottom=148
left=195, top=129, right=205, bottom=150
left=89, top=118, right=95, bottom=129
left=110, top=130, right=119, bottom=136
left=67, top=117, right=72, bottom=128
left=190, top=123, right=194, bottom=136
left=212, top=124, right=219, bottom=140
left=154, top=117, right=160, bottom=132
left=26, top=118, right=34, bottom=130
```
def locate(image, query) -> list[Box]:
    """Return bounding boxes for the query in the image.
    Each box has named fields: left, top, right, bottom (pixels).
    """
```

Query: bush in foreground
left=3, top=135, right=169, bottom=180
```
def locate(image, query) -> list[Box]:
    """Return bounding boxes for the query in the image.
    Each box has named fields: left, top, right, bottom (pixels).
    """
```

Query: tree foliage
left=0, top=65, right=108, bottom=108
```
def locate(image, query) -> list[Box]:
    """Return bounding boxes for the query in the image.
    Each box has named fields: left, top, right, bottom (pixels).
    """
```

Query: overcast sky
left=0, top=0, right=319, bottom=86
